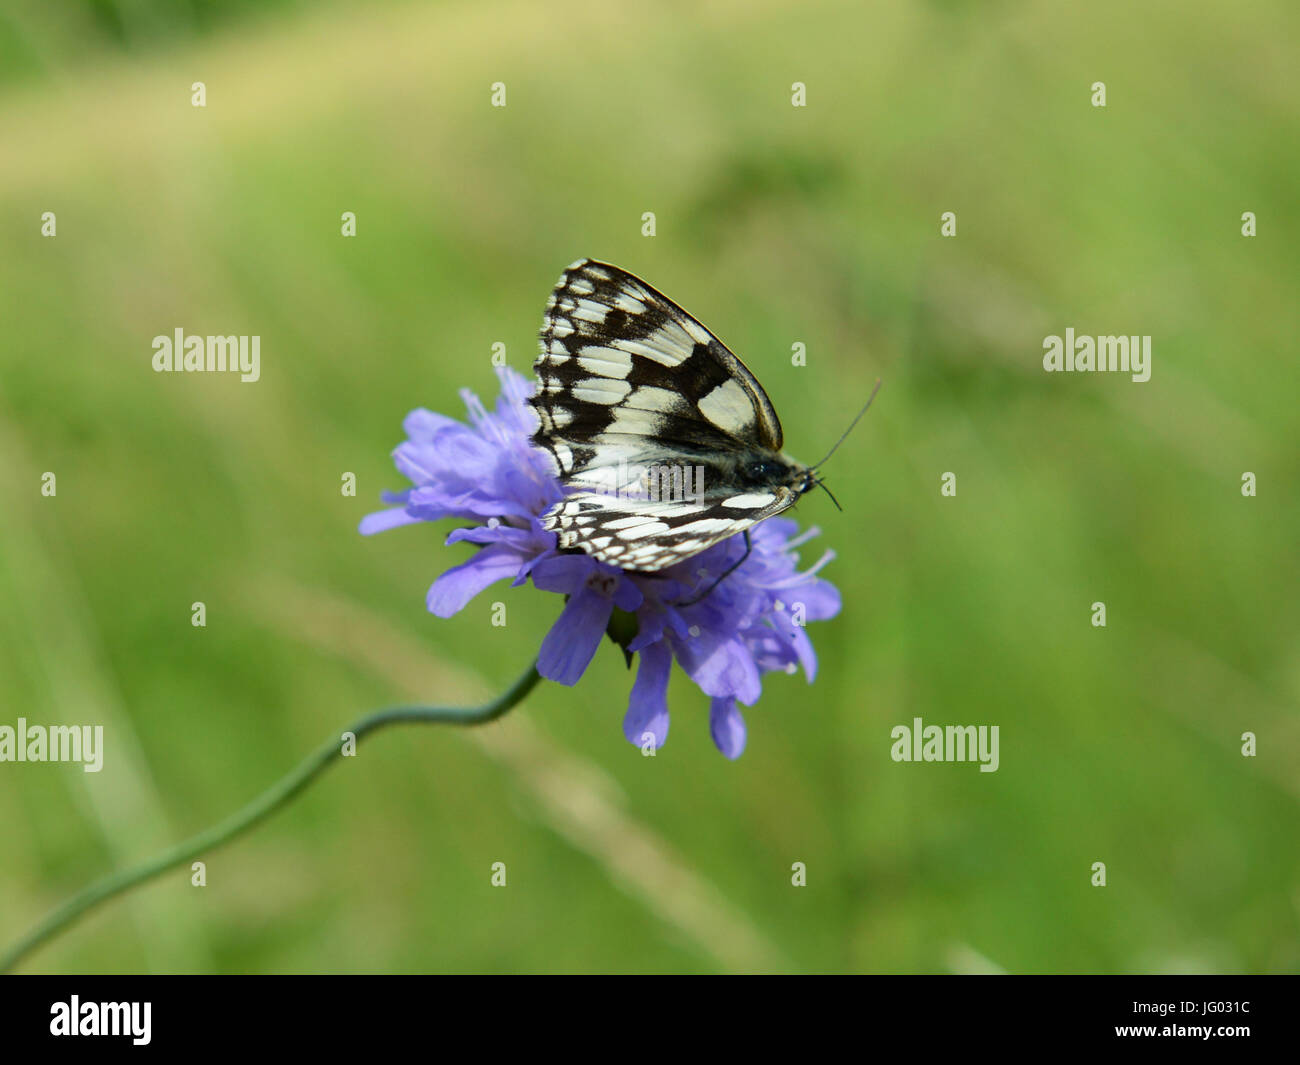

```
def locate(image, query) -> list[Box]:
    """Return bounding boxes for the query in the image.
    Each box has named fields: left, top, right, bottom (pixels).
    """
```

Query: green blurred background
left=1, top=0, right=1296, bottom=974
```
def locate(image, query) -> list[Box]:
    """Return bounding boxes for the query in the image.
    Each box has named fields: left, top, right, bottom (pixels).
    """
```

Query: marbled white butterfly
left=528, top=259, right=874, bottom=577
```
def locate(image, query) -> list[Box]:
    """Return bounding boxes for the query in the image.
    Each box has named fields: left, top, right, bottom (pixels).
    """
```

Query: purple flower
left=361, top=367, right=840, bottom=759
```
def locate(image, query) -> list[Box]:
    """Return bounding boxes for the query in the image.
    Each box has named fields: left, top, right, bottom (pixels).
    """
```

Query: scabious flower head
left=361, top=366, right=840, bottom=759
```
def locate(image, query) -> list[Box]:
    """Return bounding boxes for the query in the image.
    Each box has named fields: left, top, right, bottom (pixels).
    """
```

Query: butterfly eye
left=747, top=461, right=770, bottom=480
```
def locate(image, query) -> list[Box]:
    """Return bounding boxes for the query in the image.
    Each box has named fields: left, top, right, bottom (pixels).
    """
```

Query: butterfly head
left=739, top=454, right=816, bottom=495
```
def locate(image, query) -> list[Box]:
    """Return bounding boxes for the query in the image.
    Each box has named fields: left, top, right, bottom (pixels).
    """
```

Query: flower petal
left=709, top=697, right=747, bottom=759
left=538, top=587, right=614, bottom=685
left=675, top=631, right=762, bottom=705
left=623, top=641, right=671, bottom=749
left=531, top=552, right=604, bottom=594
left=402, top=407, right=463, bottom=443
left=789, top=625, right=818, bottom=680
left=627, top=606, right=669, bottom=652
left=445, top=521, right=542, bottom=549
left=786, top=581, right=842, bottom=622
left=426, top=543, right=527, bottom=617
left=359, top=507, right=424, bottom=535
left=612, top=577, right=644, bottom=612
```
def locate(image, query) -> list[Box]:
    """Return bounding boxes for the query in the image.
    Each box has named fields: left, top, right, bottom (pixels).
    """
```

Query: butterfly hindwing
left=544, top=492, right=744, bottom=572
left=528, top=259, right=811, bottom=572
left=544, top=485, right=800, bottom=572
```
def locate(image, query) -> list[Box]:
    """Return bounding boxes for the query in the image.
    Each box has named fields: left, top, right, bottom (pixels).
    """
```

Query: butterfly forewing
left=528, top=259, right=809, bottom=572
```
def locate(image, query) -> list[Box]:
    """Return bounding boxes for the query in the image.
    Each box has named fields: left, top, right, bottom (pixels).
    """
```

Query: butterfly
left=528, top=259, right=875, bottom=578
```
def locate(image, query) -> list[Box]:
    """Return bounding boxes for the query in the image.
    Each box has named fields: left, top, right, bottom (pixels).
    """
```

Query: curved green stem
left=0, top=661, right=542, bottom=973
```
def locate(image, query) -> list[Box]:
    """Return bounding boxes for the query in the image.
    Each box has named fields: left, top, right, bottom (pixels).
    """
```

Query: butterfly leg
left=677, top=530, right=753, bottom=606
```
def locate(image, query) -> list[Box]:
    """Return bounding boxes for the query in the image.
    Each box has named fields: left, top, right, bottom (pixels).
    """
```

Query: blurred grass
left=0, top=0, right=1296, bottom=973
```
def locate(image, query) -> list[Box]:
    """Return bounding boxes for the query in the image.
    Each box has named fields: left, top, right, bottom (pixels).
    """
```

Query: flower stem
left=0, top=660, right=542, bottom=973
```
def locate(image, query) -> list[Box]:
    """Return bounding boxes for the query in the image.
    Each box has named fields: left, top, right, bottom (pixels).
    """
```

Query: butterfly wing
left=542, top=486, right=801, bottom=572
left=528, top=259, right=801, bottom=572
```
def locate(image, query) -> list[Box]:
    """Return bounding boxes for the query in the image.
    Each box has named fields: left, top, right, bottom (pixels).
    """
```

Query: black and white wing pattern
left=528, top=259, right=816, bottom=572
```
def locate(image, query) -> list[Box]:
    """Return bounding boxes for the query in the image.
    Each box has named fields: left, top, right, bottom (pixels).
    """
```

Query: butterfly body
left=528, top=260, right=816, bottom=573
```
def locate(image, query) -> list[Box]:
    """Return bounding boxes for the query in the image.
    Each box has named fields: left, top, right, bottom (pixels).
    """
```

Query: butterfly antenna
left=816, top=479, right=842, bottom=512
left=812, top=378, right=882, bottom=470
